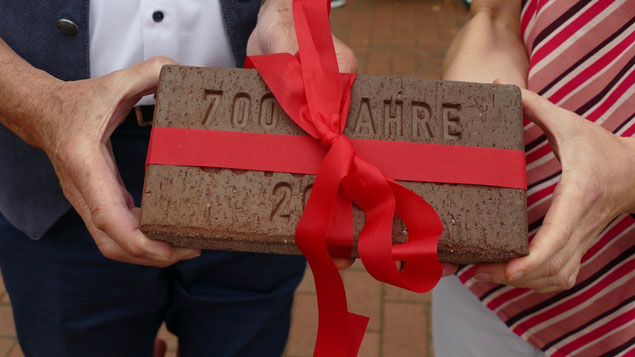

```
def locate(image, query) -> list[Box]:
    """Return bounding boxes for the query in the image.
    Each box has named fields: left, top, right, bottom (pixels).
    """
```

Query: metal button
left=152, top=11, right=164, bottom=22
left=56, top=19, right=78, bottom=35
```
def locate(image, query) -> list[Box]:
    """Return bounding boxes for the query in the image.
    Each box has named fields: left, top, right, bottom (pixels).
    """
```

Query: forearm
left=442, top=0, right=528, bottom=87
left=0, top=37, right=62, bottom=148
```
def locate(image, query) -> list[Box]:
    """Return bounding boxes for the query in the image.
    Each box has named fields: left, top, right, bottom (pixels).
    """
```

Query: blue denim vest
left=0, top=0, right=260, bottom=239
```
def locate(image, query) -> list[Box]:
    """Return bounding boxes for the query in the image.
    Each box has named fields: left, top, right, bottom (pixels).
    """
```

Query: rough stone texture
left=140, top=65, right=528, bottom=264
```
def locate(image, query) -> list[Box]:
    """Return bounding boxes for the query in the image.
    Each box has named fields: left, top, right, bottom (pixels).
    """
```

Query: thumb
left=494, top=81, right=563, bottom=139
left=521, top=88, right=577, bottom=139
left=520, top=88, right=569, bottom=160
left=98, top=56, right=179, bottom=140
left=118, top=56, right=179, bottom=102
left=247, top=30, right=262, bottom=56
left=333, top=36, right=358, bottom=73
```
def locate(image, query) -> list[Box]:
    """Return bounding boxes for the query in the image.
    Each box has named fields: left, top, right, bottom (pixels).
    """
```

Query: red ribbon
left=245, top=0, right=442, bottom=355
left=147, top=128, right=527, bottom=190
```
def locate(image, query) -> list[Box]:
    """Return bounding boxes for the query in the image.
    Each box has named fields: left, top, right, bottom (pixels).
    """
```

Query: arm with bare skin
left=442, top=0, right=528, bottom=87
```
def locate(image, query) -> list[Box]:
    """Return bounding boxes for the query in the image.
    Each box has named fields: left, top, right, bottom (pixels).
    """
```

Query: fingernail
left=182, top=252, right=201, bottom=260
left=509, top=271, right=525, bottom=282
left=146, top=254, right=170, bottom=261
left=474, top=273, right=490, bottom=281
left=442, top=264, right=458, bottom=276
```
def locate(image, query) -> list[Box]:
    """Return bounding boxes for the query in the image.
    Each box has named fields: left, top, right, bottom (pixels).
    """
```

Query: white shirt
left=89, top=0, right=235, bottom=105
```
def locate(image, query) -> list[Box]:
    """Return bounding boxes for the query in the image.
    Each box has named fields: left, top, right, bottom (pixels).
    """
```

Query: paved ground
left=0, top=1, right=468, bottom=356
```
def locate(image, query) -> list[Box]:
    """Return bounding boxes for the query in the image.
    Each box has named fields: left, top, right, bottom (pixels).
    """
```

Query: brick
left=392, top=52, right=417, bottom=76
left=348, top=259, right=366, bottom=272
left=141, top=65, right=528, bottom=265
left=0, top=306, right=15, bottom=337
left=414, top=65, right=442, bottom=80
left=370, top=17, right=393, bottom=47
left=7, top=343, right=22, bottom=357
left=358, top=332, right=380, bottom=357
left=0, top=275, right=7, bottom=305
left=0, top=337, right=15, bottom=357
left=392, top=34, right=417, bottom=49
left=141, top=65, right=527, bottom=264
left=366, top=51, right=391, bottom=75
left=384, top=285, right=432, bottom=303
left=287, top=294, right=318, bottom=356
left=347, top=29, right=371, bottom=49
left=287, top=289, right=382, bottom=356
left=370, top=30, right=393, bottom=48
left=354, top=54, right=369, bottom=76
left=295, top=267, right=315, bottom=294
left=342, top=271, right=382, bottom=331
left=382, top=302, right=430, bottom=357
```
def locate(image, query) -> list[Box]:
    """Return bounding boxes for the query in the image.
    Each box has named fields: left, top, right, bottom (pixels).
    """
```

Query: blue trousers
left=0, top=123, right=306, bottom=357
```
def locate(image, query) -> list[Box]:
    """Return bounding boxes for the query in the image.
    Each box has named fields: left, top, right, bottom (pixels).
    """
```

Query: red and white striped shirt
left=459, top=0, right=635, bottom=355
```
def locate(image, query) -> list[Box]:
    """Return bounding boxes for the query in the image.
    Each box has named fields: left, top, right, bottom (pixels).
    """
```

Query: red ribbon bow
left=246, top=0, right=443, bottom=355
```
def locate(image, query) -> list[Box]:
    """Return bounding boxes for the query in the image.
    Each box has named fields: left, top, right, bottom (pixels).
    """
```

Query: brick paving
left=0, top=276, right=21, bottom=357
left=0, top=1, right=468, bottom=356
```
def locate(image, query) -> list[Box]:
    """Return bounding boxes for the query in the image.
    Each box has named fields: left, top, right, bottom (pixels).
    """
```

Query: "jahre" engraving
left=354, top=98, right=375, bottom=135
left=442, top=103, right=462, bottom=140
left=383, top=99, right=403, bottom=137
left=411, top=101, right=433, bottom=138
left=204, top=90, right=464, bottom=141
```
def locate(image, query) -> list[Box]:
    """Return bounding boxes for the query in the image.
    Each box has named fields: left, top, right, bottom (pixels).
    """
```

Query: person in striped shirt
left=434, top=0, right=634, bottom=356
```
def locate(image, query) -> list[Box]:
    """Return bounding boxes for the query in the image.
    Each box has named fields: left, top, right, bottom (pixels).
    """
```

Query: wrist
left=616, top=137, right=635, bottom=213
left=2, top=69, right=64, bottom=149
left=0, top=38, right=68, bottom=149
left=470, top=0, right=522, bottom=32
left=35, top=79, right=77, bottom=153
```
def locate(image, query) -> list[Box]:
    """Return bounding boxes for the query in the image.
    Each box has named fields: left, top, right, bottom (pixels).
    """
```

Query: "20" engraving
left=270, top=181, right=313, bottom=223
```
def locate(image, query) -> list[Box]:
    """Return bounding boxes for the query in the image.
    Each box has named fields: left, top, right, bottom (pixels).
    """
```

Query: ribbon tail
left=326, top=186, right=354, bottom=258
left=347, top=313, right=369, bottom=357
left=295, top=138, right=368, bottom=357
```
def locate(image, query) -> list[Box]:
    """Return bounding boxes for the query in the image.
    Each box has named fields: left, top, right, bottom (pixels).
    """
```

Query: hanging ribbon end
left=346, top=313, right=369, bottom=357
